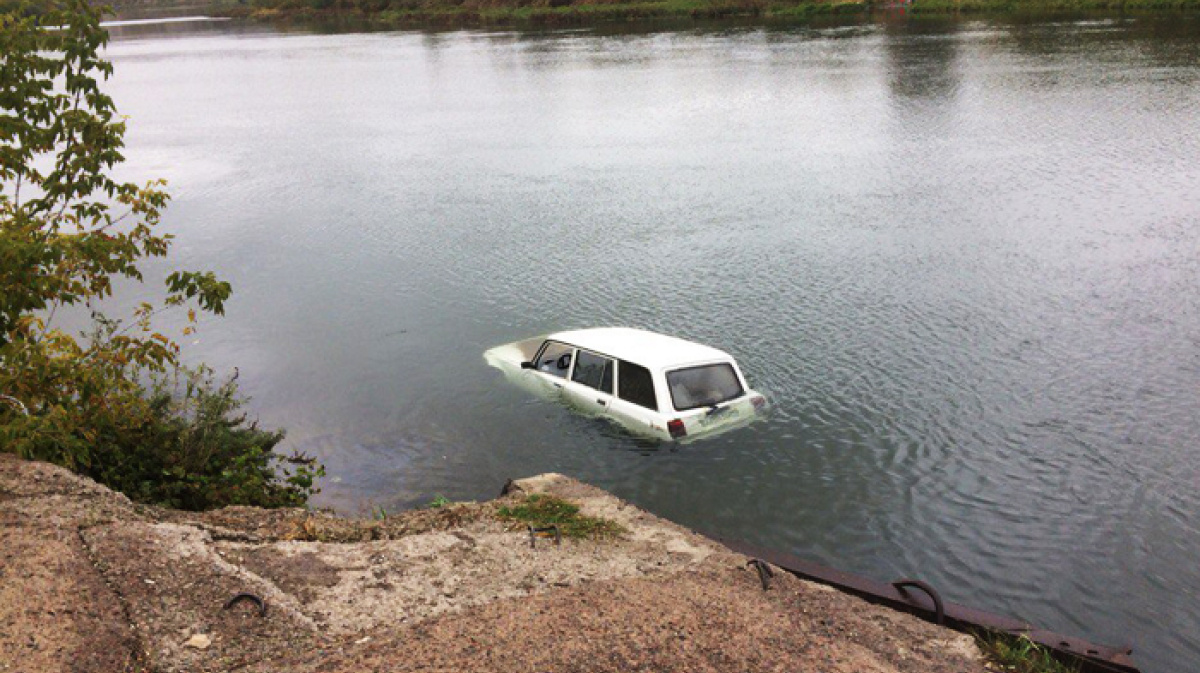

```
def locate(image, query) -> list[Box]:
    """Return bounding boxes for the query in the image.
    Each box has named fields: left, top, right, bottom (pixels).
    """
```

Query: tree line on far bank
left=191, top=0, right=1200, bottom=28
left=0, top=0, right=323, bottom=510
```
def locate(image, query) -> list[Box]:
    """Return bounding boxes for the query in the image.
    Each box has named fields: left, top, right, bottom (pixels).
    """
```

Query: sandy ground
left=0, top=454, right=987, bottom=673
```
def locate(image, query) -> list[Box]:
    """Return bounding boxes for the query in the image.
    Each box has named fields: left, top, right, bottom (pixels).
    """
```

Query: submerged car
left=484, top=327, right=767, bottom=441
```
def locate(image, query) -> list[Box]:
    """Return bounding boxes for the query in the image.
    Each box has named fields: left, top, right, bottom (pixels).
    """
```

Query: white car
left=484, top=327, right=767, bottom=441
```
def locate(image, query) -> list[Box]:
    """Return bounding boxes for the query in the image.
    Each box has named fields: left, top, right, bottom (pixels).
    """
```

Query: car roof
left=547, top=327, right=734, bottom=370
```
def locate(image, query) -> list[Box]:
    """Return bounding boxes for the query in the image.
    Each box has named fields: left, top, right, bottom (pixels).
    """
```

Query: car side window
left=536, top=341, right=574, bottom=379
left=571, top=350, right=613, bottom=394
left=617, top=361, right=658, bottom=411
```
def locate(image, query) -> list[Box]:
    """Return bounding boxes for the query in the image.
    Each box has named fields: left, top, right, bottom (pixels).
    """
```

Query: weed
left=496, top=494, right=626, bottom=539
left=974, top=630, right=1081, bottom=673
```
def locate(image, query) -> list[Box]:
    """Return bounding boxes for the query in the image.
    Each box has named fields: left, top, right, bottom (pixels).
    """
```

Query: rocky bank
left=0, top=453, right=987, bottom=672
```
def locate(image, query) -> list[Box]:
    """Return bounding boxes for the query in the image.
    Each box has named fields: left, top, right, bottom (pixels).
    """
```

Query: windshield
left=666, top=363, right=744, bottom=411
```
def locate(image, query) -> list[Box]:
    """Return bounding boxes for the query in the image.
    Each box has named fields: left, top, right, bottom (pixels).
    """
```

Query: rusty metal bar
left=527, top=524, right=561, bottom=548
left=747, top=558, right=775, bottom=590
left=892, top=579, right=945, bottom=625
left=712, top=536, right=1140, bottom=673
left=223, top=592, right=267, bottom=617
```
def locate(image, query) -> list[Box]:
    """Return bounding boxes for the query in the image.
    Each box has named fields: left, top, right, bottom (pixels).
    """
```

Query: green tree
left=0, top=0, right=322, bottom=509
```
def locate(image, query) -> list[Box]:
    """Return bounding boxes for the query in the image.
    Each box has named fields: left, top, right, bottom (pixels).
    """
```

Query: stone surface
left=0, top=456, right=141, bottom=673
left=252, top=567, right=985, bottom=673
left=0, top=455, right=986, bottom=673
left=184, top=634, right=212, bottom=650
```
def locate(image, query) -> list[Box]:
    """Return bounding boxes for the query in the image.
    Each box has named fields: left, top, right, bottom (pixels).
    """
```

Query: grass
left=974, top=630, right=1081, bottom=673
left=496, top=493, right=626, bottom=540
left=426, top=494, right=451, bottom=509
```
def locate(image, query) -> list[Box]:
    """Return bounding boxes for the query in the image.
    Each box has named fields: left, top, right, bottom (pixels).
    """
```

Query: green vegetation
left=228, top=0, right=866, bottom=26
left=974, top=631, right=1081, bottom=673
left=221, top=0, right=1200, bottom=27
left=0, top=0, right=322, bottom=510
left=496, top=493, right=626, bottom=539
left=908, top=0, right=1199, bottom=13
left=426, top=494, right=451, bottom=509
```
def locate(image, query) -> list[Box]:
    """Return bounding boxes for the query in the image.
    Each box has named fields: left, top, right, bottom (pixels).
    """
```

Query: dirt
left=0, top=454, right=987, bottom=673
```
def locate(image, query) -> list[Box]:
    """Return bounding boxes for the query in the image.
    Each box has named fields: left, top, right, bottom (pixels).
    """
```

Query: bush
left=3, top=362, right=321, bottom=510
left=356, top=0, right=392, bottom=11
left=0, top=0, right=322, bottom=510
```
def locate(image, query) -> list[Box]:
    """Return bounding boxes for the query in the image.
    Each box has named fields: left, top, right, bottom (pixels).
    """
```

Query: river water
left=101, top=15, right=1200, bottom=671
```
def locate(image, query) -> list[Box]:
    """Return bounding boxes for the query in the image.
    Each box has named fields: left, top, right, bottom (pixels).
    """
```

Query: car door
left=562, top=349, right=614, bottom=416
left=607, top=359, right=665, bottom=437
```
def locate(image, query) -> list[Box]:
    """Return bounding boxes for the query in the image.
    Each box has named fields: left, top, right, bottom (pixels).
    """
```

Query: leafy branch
left=0, top=0, right=321, bottom=510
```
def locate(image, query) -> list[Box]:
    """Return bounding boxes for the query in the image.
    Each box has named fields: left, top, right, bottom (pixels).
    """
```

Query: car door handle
left=596, top=399, right=606, bottom=405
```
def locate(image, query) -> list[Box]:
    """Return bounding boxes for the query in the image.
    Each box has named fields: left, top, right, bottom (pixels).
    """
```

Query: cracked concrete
left=0, top=454, right=987, bottom=673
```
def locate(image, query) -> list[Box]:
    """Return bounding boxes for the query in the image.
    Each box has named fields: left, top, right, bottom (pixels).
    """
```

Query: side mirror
left=520, top=361, right=534, bottom=370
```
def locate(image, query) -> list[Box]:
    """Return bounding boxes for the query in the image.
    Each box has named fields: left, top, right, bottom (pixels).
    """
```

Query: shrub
left=3, top=361, right=321, bottom=510
left=0, top=0, right=322, bottom=510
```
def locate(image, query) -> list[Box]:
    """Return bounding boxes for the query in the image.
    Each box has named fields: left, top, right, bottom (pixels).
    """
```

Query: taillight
left=667, top=419, right=687, bottom=438
left=751, top=395, right=766, bottom=411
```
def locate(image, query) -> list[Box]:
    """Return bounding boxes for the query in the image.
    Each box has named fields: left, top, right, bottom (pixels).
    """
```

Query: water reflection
left=881, top=18, right=961, bottom=102
left=104, top=15, right=268, bottom=40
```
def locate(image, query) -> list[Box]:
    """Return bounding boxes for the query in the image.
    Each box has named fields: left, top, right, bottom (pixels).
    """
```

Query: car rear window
left=618, top=361, right=658, bottom=411
left=666, top=363, right=744, bottom=411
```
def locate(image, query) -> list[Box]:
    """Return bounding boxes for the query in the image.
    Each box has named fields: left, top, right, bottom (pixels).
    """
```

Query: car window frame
left=532, top=340, right=577, bottom=380
left=569, top=348, right=615, bottom=395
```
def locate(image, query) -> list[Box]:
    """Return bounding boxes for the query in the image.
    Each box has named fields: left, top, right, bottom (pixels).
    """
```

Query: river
left=101, top=14, right=1200, bottom=671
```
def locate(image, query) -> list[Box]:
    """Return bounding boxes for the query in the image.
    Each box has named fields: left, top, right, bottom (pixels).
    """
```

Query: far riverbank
left=110, top=0, right=1200, bottom=28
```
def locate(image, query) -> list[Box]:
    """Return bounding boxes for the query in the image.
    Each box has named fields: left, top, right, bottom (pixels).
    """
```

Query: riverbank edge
left=1, top=452, right=998, bottom=672
left=208, top=0, right=1200, bottom=29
